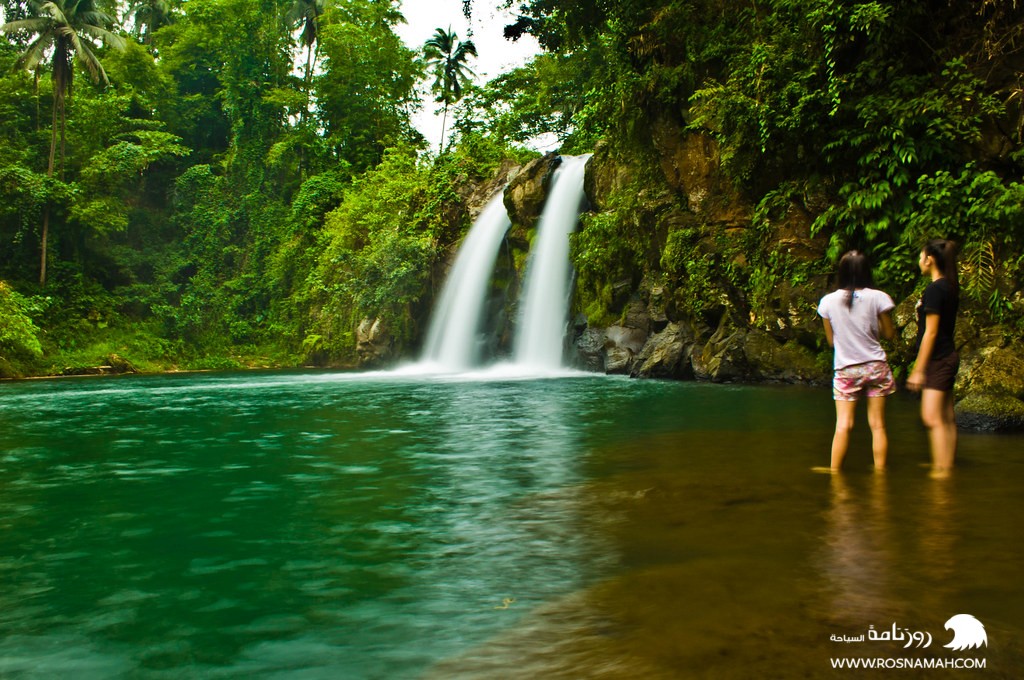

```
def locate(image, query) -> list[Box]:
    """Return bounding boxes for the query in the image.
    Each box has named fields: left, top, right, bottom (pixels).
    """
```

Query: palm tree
left=124, top=0, right=175, bottom=46
left=2, top=0, right=125, bottom=285
left=423, top=27, right=476, bottom=154
left=287, top=0, right=325, bottom=102
left=286, top=0, right=324, bottom=179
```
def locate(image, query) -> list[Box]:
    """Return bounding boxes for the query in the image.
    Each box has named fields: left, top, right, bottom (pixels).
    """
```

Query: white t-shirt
left=817, top=288, right=895, bottom=369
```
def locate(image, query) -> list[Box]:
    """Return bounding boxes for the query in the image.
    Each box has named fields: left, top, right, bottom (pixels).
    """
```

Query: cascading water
left=512, top=155, right=590, bottom=370
left=420, top=192, right=511, bottom=371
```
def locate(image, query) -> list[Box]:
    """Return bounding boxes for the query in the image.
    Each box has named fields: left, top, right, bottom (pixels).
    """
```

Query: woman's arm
left=822, top=318, right=834, bottom=347
left=906, top=313, right=939, bottom=391
left=878, top=311, right=895, bottom=340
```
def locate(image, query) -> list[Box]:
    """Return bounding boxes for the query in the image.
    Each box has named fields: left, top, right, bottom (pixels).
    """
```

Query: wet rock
left=466, top=159, right=518, bottom=220
left=955, top=394, right=1024, bottom=432
left=631, top=322, right=696, bottom=379
left=107, top=354, right=137, bottom=374
left=356, top=317, right=394, bottom=367
left=605, top=347, right=634, bottom=374
left=742, top=330, right=823, bottom=383
left=574, top=327, right=607, bottom=372
left=504, top=152, right=560, bottom=229
left=603, top=325, right=648, bottom=375
left=692, top=314, right=750, bottom=382
left=957, top=346, right=1024, bottom=398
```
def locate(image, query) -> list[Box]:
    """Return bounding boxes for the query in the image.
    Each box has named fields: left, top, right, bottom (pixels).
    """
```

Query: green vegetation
left=491, top=0, right=1024, bottom=335
left=3, top=0, right=1023, bottom=379
left=0, top=0, right=535, bottom=378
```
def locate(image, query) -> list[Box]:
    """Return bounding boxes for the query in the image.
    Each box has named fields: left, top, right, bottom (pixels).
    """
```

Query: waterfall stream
left=512, top=155, right=590, bottom=370
left=418, top=154, right=590, bottom=374
left=420, top=192, right=511, bottom=371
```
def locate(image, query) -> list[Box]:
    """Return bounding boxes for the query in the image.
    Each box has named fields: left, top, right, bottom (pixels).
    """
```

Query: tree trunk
left=439, top=103, right=449, bottom=155
left=41, top=95, right=59, bottom=287
left=39, top=209, right=50, bottom=287
left=300, top=41, right=315, bottom=181
left=47, top=96, right=58, bottom=177
left=59, top=96, right=67, bottom=181
left=34, top=69, right=40, bottom=131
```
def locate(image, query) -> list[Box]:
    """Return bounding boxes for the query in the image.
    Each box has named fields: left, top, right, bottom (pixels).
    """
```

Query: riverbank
left=5, top=342, right=1023, bottom=435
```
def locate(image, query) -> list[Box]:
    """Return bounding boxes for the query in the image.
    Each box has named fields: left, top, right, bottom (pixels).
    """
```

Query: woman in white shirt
left=817, top=251, right=896, bottom=471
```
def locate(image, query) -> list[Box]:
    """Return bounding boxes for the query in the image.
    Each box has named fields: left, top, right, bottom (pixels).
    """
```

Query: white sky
left=394, top=0, right=546, bottom=151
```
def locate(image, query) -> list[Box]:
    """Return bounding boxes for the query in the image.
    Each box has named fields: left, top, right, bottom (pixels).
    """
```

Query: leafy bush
left=0, top=281, right=43, bottom=358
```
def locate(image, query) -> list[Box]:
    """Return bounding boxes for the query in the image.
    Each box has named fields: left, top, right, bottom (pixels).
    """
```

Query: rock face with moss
left=561, top=134, right=831, bottom=386
left=954, top=347, right=1024, bottom=431
left=489, top=139, right=1022, bottom=431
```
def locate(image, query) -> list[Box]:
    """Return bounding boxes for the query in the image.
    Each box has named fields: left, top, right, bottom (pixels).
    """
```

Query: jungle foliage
left=487, top=0, right=1024, bottom=329
left=3, top=0, right=1024, bottom=377
left=0, top=0, right=534, bottom=376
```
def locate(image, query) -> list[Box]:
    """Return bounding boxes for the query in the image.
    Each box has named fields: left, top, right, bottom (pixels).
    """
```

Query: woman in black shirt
left=906, top=239, right=959, bottom=475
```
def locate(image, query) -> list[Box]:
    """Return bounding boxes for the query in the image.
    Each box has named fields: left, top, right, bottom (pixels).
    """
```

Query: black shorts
left=925, top=351, right=959, bottom=392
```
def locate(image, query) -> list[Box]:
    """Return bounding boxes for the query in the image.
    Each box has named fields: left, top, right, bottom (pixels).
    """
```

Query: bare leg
left=943, top=391, right=957, bottom=467
left=831, top=400, right=857, bottom=470
left=866, top=396, right=888, bottom=470
left=921, top=389, right=955, bottom=473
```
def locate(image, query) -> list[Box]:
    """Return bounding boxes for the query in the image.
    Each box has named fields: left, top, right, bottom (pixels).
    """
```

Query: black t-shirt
left=915, top=278, right=958, bottom=359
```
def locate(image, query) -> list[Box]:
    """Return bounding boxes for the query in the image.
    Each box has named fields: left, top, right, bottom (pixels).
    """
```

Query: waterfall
left=420, top=193, right=511, bottom=371
left=512, top=155, right=590, bottom=370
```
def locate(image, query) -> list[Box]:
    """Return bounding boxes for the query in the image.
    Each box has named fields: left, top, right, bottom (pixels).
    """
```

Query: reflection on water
left=820, top=473, right=900, bottom=626
left=0, top=372, right=1022, bottom=678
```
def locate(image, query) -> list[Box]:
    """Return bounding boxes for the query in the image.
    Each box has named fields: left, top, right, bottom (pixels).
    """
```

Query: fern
left=961, top=239, right=997, bottom=303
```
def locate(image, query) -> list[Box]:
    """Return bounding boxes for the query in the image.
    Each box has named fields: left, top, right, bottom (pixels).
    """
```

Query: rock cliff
left=510, top=135, right=1022, bottom=431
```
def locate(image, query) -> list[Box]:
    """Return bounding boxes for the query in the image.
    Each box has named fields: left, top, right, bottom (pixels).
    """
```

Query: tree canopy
left=2, top=0, right=1023, bottom=377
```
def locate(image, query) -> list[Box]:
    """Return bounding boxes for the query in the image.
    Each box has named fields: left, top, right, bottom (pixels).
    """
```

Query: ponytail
left=923, top=239, right=959, bottom=294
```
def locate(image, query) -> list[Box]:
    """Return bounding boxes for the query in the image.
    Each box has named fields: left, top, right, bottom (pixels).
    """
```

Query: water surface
left=1, top=371, right=1021, bottom=678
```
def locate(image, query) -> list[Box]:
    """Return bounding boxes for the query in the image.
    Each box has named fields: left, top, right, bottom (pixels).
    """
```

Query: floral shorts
left=833, top=360, right=896, bottom=401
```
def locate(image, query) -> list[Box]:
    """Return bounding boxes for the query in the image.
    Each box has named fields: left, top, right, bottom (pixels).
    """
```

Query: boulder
left=622, top=299, right=652, bottom=335
left=955, top=394, right=1024, bottom=432
left=603, top=324, right=648, bottom=375
left=742, top=330, right=824, bottom=383
left=956, top=346, right=1024, bottom=398
left=504, top=152, right=560, bottom=229
left=574, top=327, right=607, bottom=372
left=631, top=321, right=696, bottom=379
left=692, top=314, right=750, bottom=382
left=107, top=354, right=137, bottom=374
left=605, top=346, right=634, bottom=374
left=355, top=317, right=394, bottom=367
left=645, top=283, right=670, bottom=330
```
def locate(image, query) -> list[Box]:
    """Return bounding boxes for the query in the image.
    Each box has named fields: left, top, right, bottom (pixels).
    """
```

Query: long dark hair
left=923, top=239, right=959, bottom=294
left=836, top=250, right=874, bottom=309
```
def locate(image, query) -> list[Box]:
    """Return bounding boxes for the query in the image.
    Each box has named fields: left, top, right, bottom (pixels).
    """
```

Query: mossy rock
left=742, top=329, right=823, bottom=383
left=955, top=394, right=1024, bottom=433
left=959, top=347, right=1024, bottom=398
